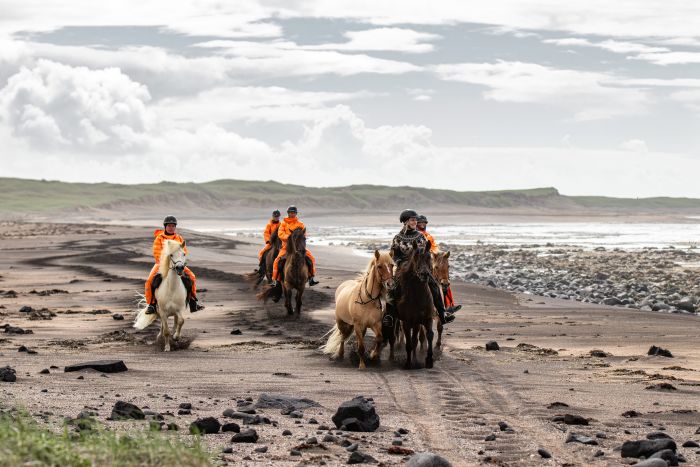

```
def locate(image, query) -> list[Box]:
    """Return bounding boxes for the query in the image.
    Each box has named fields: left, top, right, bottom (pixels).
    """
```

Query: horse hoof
left=426, top=359, right=434, bottom=369
left=358, top=362, right=366, bottom=370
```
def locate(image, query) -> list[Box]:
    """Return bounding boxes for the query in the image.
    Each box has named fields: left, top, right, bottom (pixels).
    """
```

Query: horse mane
left=159, top=240, right=181, bottom=280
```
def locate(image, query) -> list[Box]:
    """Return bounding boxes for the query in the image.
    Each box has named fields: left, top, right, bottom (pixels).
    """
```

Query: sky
left=1, top=1, right=700, bottom=197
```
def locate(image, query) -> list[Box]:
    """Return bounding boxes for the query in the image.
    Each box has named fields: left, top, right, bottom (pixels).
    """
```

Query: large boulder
left=65, top=360, right=128, bottom=373
left=0, top=366, right=16, bottom=382
left=406, top=452, right=453, bottom=467
left=109, top=401, right=144, bottom=420
left=189, top=417, right=221, bottom=434
left=231, top=428, right=258, bottom=443
left=621, top=439, right=676, bottom=458
left=332, top=396, right=379, bottom=432
left=254, top=393, right=319, bottom=410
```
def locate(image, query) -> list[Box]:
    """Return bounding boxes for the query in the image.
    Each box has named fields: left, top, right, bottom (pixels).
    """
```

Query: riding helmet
left=416, top=215, right=428, bottom=224
left=272, top=210, right=281, bottom=217
left=399, top=209, right=418, bottom=223
left=163, top=215, right=178, bottom=226
left=287, top=205, right=298, bottom=214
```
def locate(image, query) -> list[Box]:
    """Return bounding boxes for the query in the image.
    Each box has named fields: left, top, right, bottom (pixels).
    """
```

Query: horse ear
left=445, top=251, right=450, bottom=259
left=374, top=250, right=380, bottom=260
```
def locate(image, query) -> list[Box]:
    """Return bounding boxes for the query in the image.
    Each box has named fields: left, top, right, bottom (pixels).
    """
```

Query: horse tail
left=245, top=271, right=263, bottom=288
left=133, top=298, right=157, bottom=330
left=256, top=284, right=281, bottom=302
left=319, top=324, right=344, bottom=356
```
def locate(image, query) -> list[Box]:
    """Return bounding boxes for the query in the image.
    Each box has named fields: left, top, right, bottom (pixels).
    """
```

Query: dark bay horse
left=247, top=228, right=282, bottom=287
left=257, top=228, right=308, bottom=315
left=396, top=240, right=435, bottom=369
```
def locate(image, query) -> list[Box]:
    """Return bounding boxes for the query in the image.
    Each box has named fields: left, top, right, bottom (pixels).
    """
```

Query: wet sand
left=1, top=221, right=700, bottom=466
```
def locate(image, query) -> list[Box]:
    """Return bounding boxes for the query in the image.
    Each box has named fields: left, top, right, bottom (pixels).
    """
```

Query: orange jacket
left=421, top=230, right=439, bottom=254
left=152, top=229, right=187, bottom=262
left=263, top=220, right=280, bottom=243
left=278, top=217, right=306, bottom=244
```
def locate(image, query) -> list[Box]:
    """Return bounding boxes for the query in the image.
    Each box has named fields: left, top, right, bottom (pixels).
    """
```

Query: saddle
left=151, top=273, right=194, bottom=303
left=276, top=254, right=313, bottom=282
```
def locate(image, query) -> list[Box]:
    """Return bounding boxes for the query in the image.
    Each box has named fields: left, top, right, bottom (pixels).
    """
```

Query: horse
left=257, top=227, right=308, bottom=315
left=320, top=250, right=394, bottom=369
left=246, top=228, right=282, bottom=288
left=134, top=239, right=187, bottom=351
left=395, top=240, right=435, bottom=369
left=418, top=250, right=451, bottom=350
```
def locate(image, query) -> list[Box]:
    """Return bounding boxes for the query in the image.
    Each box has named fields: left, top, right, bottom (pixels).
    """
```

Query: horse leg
left=295, top=287, right=304, bottom=315
left=418, top=326, right=426, bottom=352
left=403, top=323, right=412, bottom=370
left=173, top=312, right=184, bottom=340
left=369, top=320, right=383, bottom=361
left=337, top=320, right=354, bottom=360
left=436, top=318, right=443, bottom=348
left=425, top=322, right=434, bottom=369
left=355, top=325, right=367, bottom=369
left=284, top=285, right=293, bottom=315
left=161, top=313, right=171, bottom=352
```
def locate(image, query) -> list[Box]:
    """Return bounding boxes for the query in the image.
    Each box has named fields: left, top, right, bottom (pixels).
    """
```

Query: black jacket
left=391, top=228, right=427, bottom=266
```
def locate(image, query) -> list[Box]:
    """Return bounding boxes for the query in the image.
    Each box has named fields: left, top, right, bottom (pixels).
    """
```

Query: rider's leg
left=429, top=276, right=454, bottom=324
left=305, top=250, right=319, bottom=286
left=258, top=244, right=271, bottom=275
left=145, top=264, right=160, bottom=314
left=271, top=247, right=285, bottom=286
left=182, top=267, right=201, bottom=312
left=444, top=285, right=462, bottom=313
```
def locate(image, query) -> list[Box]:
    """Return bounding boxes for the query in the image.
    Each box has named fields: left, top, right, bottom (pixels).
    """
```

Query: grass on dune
left=0, top=409, right=212, bottom=467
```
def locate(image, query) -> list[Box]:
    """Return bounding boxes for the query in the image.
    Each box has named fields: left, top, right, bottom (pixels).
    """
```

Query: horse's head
left=288, top=227, right=306, bottom=254
left=432, top=250, right=450, bottom=287
left=372, top=250, right=394, bottom=289
left=164, top=239, right=187, bottom=276
left=407, top=240, right=432, bottom=283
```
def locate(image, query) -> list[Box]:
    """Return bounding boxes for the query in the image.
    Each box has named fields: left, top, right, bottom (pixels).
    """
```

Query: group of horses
left=133, top=228, right=453, bottom=370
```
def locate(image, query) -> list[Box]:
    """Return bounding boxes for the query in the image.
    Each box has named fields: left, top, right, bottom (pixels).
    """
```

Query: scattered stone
left=537, top=448, right=552, bottom=459
left=65, top=360, right=128, bottom=373
left=621, top=439, right=677, bottom=458
left=109, top=401, right=144, bottom=420
left=650, top=449, right=679, bottom=466
left=405, top=452, right=453, bottom=467
left=565, top=433, right=598, bottom=445
left=590, top=349, right=611, bottom=358
left=631, top=459, right=669, bottom=467
left=112, top=314, right=124, bottom=321
left=308, top=417, right=318, bottom=424
left=594, top=450, right=604, bottom=458
left=289, top=410, right=303, bottom=419
left=282, top=429, right=292, bottom=436
left=5, top=325, right=32, bottom=334
left=290, top=449, right=301, bottom=456
left=682, top=440, right=699, bottom=448
left=392, top=439, right=402, bottom=446
left=332, top=396, right=380, bottom=432
left=485, top=341, right=499, bottom=351
left=19, top=306, right=33, bottom=313
left=222, top=422, right=240, bottom=433
left=387, top=446, right=415, bottom=455
left=347, top=451, right=377, bottom=464
left=647, top=432, right=673, bottom=440
left=1, top=366, right=17, bottom=382
left=255, top=393, right=320, bottom=410
left=178, top=409, right=191, bottom=415
left=222, top=446, right=233, bottom=454
left=622, top=410, right=641, bottom=418
left=346, top=443, right=359, bottom=452
left=39, top=368, right=50, bottom=374
left=548, top=402, right=569, bottom=409
left=498, top=421, right=512, bottom=432
left=648, top=346, right=673, bottom=358
left=645, top=383, right=677, bottom=391
left=254, top=446, right=268, bottom=453
left=552, top=414, right=589, bottom=425
left=189, top=417, right=220, bottom=434
left=230, top=328, right=242, bottom=335
left=323, top=434, right=337, bottom=443
left=484, top=434, right=496, bottom=441
left=179, top=402, right=192, bottom=410
left=231, top=429, right=258, bottom=443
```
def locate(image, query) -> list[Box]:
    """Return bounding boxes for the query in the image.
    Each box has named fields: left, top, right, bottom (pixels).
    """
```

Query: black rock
left=230, top=328, right=242, bottom=335
left=290, top=410, right=303, bottom=419
left=648, top=346, right=673, bottom=358
left=682, top=440, right=700, bottom=448
left=0, top=366, right=17, bottom=382
left=166, top=423, right=178, bottom=431
left=39, top=368, right=50, bottom=374
left=650, top=448, right=679, bottom=466
left=594, top=450, right=604, bottom=458
left=565, top=433, right=598, bottom=445
left=485, top=341, right=499, bottom=351
left=109, top=401, right=144, bottom=420
left=178, top=409, right=191, bottom=415
left=405, top=452, right=454, bottom=467
left=5, top=325, right=32, bottom=334
left=179, top=402, right=192, bottom=410
left=231, top=428, right=258, bottom=443
left=332, top=396, right=380, bottom=432
left=112, top=314, right=124, bottom=321
left=498, top=421, right=511, bottom=431
left=19, top=306, right=33, bottom=313
left=484, top=434, right=496, bottom=441
left=189, top=417, right=220, bottom=434
left=537, top=448, right=551, bottom=459
left=255, top=393, right=320, bottom=410
left=622, top=410, right=641, bottom=418
left=347, top=451, right=377, bottom=464
left=282, top=429, right=292, bottom=436
left=222, top=422, right=240, bottom=433
left=346, top=443, right=358, bottom=452
left=254, top=446, right=268, bottom=453
left=552, top=414, right=589, bottom=425
left=323, top=434, right=337, bottom=443
left=621, top=439, right=677, bottom=458
left=222, top=446, right=233, bottom=454
left=590, top=349, right=611, bottom=358
left=18, top=345, right=28, bottom=352
left=290, top=449, right=301, bottom=456
left=548, top=402, right=569, bottom=409
left=65, top=360, right=128, bottom=373
left=647, top=432, right=673, bottom=440
left=632, top=459, right=669, bottom=467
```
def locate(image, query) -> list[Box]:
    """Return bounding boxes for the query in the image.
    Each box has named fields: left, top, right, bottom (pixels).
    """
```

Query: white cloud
left=303, top=28, right=441, bottom=53
left=620, top=139, right=649, bottom=152
left=632, top=51, right=700, bottom=65
left=0, top=59, right=151, bottom=151
left=433, top=60, right=651, bottom=120
left=544, top=37, right=668, bottom=54
left=670, top=89, right=700, bottom=111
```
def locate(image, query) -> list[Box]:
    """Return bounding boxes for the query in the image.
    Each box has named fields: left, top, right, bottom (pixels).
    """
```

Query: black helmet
left=287, top=205, right=298, bottom=214
left=416, top=215, right=428, bottom=224
left=399, top=209, right=418, bottom=223
left=163, top=215, right=178, bottom=226
left=272, top=210, right=281, bottom=217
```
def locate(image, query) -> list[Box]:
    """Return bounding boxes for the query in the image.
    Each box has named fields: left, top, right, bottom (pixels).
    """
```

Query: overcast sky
left=1, top=1, right=700, bottom=197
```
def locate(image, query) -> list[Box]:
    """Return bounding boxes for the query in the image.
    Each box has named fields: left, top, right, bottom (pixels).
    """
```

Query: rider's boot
left=308, top=276, right=319, bottom=286
left=429, top=278, right=454, bottom=324
left=189, top=296, right=203, bottom=313
left=447, top=304, right=462, bottom=314
left=145, top=303, right=157, bottom=315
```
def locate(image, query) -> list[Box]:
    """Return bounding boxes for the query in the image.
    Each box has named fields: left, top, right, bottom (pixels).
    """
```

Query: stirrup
left=382, top=314, right=394, bottom=328
left=145, top=304, right=157, bottom=315
left=447, top=305, right=462, bottom=314
left=271, top=279, right=278, bottom=287
left=308, top=277, right=319, bottom=286
left=441, top=313, right=455, bottom=324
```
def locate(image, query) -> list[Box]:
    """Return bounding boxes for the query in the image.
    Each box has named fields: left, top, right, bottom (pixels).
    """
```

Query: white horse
left=320, top=250, right=394, bottom=369
left=134, top=239, right=187, bottom=351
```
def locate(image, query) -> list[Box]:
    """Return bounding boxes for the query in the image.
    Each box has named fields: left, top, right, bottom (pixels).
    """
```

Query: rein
left=354, top=266, right=384, bottom=310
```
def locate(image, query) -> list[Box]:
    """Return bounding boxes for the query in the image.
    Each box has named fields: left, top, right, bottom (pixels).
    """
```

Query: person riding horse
left=383, top=209, right=455, bottom=330
left=145, top=216, right=202, bottom=314
left=416, top=214, right=462, bottom=314
left=256, top=210, right=281, bottom=278
left=271, top=206, right=319, bottom=287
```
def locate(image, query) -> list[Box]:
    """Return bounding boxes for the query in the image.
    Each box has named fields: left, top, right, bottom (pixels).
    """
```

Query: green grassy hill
left=1, top=177, right=699, bottom=216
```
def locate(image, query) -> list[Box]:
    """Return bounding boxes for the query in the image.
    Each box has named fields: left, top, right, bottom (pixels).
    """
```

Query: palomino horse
left=247, top=228, right=282, bottom=287
left=320, top=250, right=394, bottom=369
left=396, top=240, right=435, bottom=369
left=134, top=239, right=187, bottom=351
left=258, top=228, right=308, bottom=315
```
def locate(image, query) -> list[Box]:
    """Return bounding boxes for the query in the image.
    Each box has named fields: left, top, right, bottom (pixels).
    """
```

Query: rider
left=271, top=206, right=319, bottom=287
left=416, top=214, right=462, bottom=314
left=383, top=209, right=455, bottom=330
left=257, top=210, right=281, bottom=277
left=144, top=216, right=201, bottom=314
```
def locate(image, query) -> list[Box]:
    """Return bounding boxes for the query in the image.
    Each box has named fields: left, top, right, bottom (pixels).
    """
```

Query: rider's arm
left=152, top=235, right=163, bottom=262
left=263, top=223, right=272, bottom=243
left=278, top=222, right=290, bottom=241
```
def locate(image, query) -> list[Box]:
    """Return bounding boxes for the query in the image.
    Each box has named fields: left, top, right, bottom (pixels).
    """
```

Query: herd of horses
left=134, top=228, right=453, bottom=369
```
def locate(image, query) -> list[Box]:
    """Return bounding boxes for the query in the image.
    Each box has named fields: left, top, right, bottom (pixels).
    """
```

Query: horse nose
left=176, top=265, right=184, bottom=275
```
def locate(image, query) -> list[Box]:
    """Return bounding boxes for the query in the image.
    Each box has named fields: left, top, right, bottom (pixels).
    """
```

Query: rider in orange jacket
left=416, top=214, right=461, bottom=313
left=145, top=216, right=201, bottom=314
left=272, top=206, right=318, bottom=287
left=257, top=210, right=281, bottom=269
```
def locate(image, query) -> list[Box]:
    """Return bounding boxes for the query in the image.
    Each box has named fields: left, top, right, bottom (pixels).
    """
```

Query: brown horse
left=280, top=228, right=308, bottom=315
left=320, top=251, right=394, bottom=369
left=418, top=250, right=450, bottom=349
left=246, top=228, right=282, bottom=288
left=396, top=240, right=435, bottom=369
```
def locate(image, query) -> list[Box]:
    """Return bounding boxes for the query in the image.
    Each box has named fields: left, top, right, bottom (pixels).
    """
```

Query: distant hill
left=1, top=177, right=699, bottom=219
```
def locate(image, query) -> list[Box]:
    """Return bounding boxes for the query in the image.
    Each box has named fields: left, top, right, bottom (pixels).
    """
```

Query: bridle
left=355, top=260, right=392, bottom=309
left=168, top=253, right=186, bottom=275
